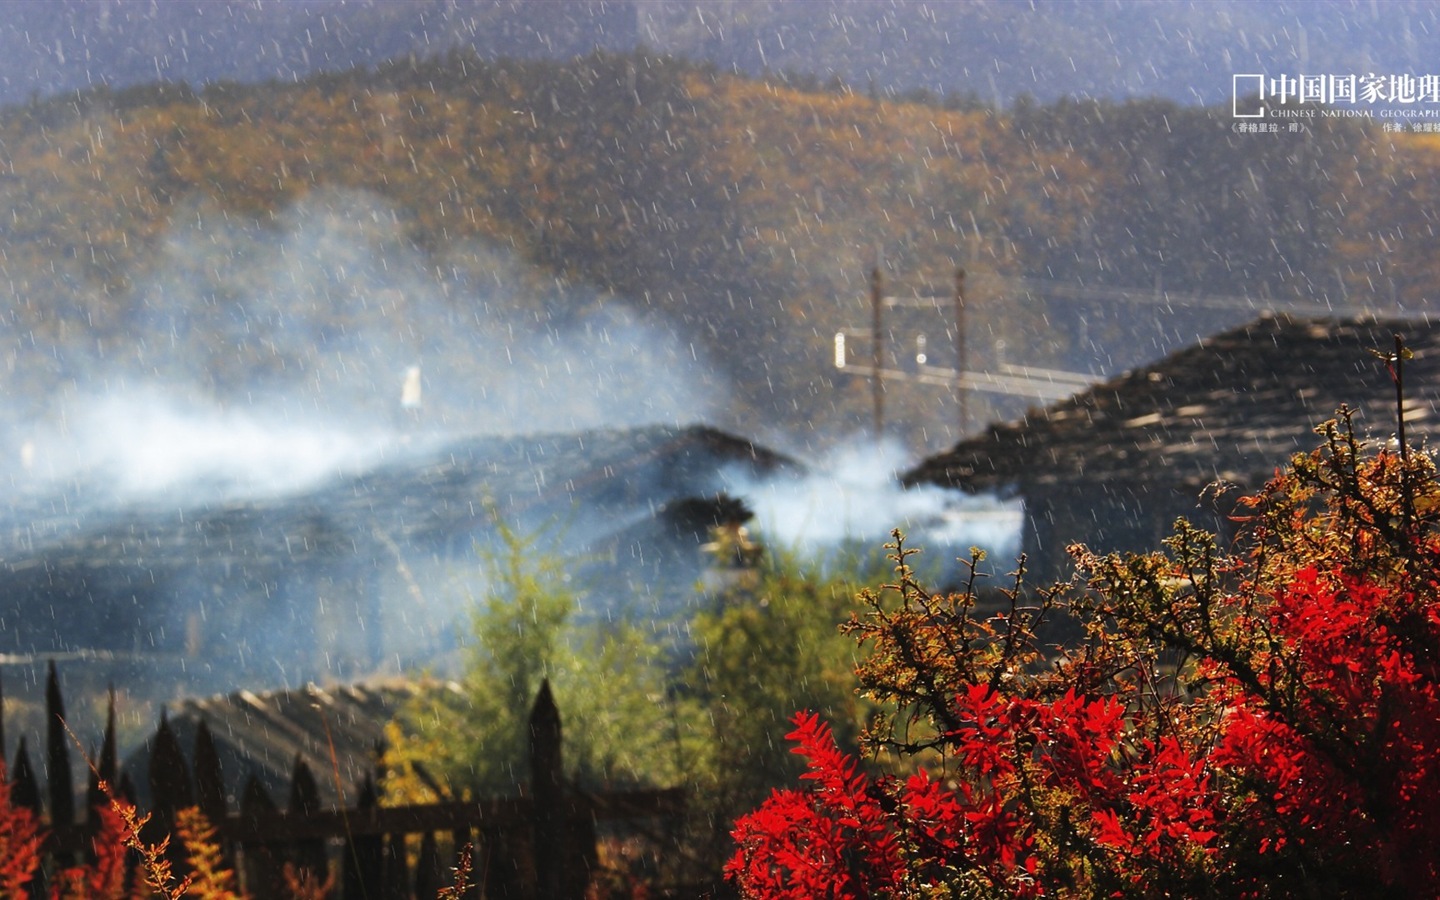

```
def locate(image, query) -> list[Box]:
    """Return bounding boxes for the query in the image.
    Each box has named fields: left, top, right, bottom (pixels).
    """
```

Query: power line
left=835, top=268, right=1399, bottom=441
left=971, top=273, right=1384, bottom=319
left=838, top=267, right=1096, bottom=443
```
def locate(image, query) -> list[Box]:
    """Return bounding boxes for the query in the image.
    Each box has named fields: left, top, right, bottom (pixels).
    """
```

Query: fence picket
left=194, top=720, right=226, bottom=821
left=240, top=772, right=285, bottom=896
left=530, top=679, right=565, bottom=900
left=5, top=665, right=686, bottom=900
left=44, top=662, right=73, bottom=832
left=414, top=830, right=441, bottom=899
left=86, top=689, right=119, bottom=823
left=12, top=737, right=39, bottom=816
left=286, top=755, right=326, bottom=888
left=342, top=773, right=385, bottom=900
left=382, top=832, right=408, bottom=899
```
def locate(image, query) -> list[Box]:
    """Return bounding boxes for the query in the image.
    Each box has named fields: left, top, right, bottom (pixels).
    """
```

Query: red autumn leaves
left=730, top=408, right=1440, bottom=898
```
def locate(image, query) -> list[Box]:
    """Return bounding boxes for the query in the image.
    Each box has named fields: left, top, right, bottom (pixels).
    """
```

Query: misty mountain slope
left=0, top=49, right=1428, bottom=459
left=0, top=1, right=1432, bottom=110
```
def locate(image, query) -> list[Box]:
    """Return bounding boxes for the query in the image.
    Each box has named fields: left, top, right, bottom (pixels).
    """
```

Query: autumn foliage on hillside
left=729, top=354, right=1440, bottom=897
left=0, top=48, right=1431, bottom=444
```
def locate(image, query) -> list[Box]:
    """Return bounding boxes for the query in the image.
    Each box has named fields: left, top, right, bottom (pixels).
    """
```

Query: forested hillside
left=0, top=49, right=1431, bottom=453
left=7, top=2, right=1437, bottom=111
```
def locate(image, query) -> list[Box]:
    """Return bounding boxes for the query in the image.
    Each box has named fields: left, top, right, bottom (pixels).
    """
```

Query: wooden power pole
left=954, top=267, right=968, bottom=435
left=870, top=266, right=885, bottom=444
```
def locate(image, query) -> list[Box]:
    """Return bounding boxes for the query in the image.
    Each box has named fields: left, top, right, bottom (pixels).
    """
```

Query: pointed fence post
left=14, top=737, right=45, bottom=900
left=414, top=830, right=441, bottom=900
left=194, top=720, right=227, bottom=823
left=11, top=737, right=39, bottom=815
left=382, top=832, right=409, bottom=900
left=147, top=712, right=195, bottom=811
left=342, top=774, right=383, bottom=900
left=0, top=670, right=6, bottom=772
left=529, top=679, right=565, bottom=900
left=82, top=689, right=121, bottom=870
left=193, top=721, right=234, bottom=874
left=87, top=687, right=118, bottom=820
left=239, top=776, right=284, bottom=898
left=45, top=662, right=73, bottom=832
left=289, top=756, right=327, bottom=886
left=147, top=712, right=194, bottom=876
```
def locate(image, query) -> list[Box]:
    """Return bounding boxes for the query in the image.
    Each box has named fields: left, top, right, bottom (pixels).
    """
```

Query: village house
left=0, top=423, right=795, bottom=699
left=904, top=314, right=1440, bottom=580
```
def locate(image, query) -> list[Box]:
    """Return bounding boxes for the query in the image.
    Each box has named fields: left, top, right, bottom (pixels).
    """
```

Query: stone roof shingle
left=905, top=314, right=1440, bottom=492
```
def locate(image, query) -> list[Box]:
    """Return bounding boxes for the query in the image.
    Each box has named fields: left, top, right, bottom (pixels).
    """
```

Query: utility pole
left=870, top=266, right=885, bottom=445
left=954, top=267, right=967, bottom=436
left=833, top=265, right=1093, bottom=442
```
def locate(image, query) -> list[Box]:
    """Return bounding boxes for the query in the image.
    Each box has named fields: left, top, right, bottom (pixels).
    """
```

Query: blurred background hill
left=0, top=1, right=1430, bottom=465
left=0, top=1, right=1433, bottom=110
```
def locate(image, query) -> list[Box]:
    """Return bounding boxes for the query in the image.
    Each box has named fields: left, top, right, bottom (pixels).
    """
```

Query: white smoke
left=19, top=386, right=404, bottom=503
left=5, top=188, right=721, bottom=505
left=731, top=438, right=1023, bottom=570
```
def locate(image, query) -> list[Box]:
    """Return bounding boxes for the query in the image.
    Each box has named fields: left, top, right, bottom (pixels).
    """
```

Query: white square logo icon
left=1233, top=74, right=1265, bottom=117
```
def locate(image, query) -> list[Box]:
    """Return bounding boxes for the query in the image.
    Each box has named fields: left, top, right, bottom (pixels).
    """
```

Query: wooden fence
left=8, top=662, right=685, bottom=899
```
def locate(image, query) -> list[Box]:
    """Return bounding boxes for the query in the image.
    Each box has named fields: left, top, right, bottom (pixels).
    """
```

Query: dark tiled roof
left=905, top=315, right=1440, bottom=492
left=123, top=678, right=449, bottom=809
left=0, top=423, right=795, bottom=569
left=0, top=422, right=795, bottom=678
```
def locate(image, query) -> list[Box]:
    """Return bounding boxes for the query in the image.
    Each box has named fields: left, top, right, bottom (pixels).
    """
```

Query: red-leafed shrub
left=0, top=770, right=43, bottom=897
left=730, top=357, right=1440, bottom=897
left=0, top=774, right=246, bottom=900
left=726, top=712, right=903, bottom=899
